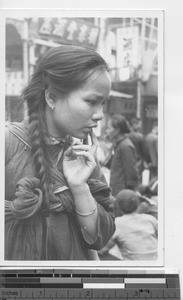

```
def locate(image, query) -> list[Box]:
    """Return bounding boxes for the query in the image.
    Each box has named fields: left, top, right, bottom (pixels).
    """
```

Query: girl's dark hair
left=111, top=114, right=130, bottom=134
left=22, top=45, right=108, bottom=215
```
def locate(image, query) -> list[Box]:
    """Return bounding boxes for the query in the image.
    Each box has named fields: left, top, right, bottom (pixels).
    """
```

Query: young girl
left=5, top=45, right=115, bottom=261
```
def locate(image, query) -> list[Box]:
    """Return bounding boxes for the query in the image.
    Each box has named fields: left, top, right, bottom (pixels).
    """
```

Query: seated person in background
left=136, top=183, right=158, bottom=219
left=99, top=189, right=158, bottom=261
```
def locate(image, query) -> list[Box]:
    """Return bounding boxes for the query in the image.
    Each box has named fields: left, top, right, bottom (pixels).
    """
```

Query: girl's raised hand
left=63, top=130, right=98, bottom=187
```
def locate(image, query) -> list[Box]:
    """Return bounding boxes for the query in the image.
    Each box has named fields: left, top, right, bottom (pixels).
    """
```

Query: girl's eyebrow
left=86, top=93, right=108, bottom=100
left=87, top=93, right=103, bottom=98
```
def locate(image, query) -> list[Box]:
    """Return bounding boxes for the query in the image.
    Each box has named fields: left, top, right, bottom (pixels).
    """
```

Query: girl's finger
left=63, top=146, right=77, bottom=160
left=72, top=150, right=95, bottom=163
left=72, top=145, right=90, bottom=151
left=90, top=130, right=98, bottom=155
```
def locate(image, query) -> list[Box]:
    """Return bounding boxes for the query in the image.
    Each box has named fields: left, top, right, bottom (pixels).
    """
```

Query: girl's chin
left=72, top=132, right=87, bottom=140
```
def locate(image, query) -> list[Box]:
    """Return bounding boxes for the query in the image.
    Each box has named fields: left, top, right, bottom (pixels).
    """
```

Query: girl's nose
left=92, top=106, right=104, bottom=121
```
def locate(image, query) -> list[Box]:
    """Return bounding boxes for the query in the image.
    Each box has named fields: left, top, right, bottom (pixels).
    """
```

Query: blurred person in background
left=5, top=45, right=116, bottom=261
left=95, top=135, right=113, bottom=184
left=136, top=183, right=158, bottom=220
left=106, top=114, right=139, bottom=216
left=128, top=117, right=150, bottom=180
left=145, top=120, right=158, bottom=183
left=99, top=189, right=158, bottom=261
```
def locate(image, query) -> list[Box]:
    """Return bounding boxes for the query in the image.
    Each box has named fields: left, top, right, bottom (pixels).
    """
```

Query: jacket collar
left=115, top=134, right=128, bottom=147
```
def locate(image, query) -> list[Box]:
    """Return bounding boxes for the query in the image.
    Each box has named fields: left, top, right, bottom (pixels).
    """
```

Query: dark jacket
left=128, top=131, right=150, bottom=163
left=145, top=132, right=158, bottom=168
left=5, top=121, right=115, bottom=261
left=110, top=135, right=139, bottom=198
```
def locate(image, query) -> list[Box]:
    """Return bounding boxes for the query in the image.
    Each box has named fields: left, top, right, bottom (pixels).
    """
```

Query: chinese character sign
left=31, top=18, right=100, bottom=49
left=116, top=26, right=139, bottom=70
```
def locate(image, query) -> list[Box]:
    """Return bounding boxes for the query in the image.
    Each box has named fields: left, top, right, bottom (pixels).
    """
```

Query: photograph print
left=3, top=10, right=163, bottom=266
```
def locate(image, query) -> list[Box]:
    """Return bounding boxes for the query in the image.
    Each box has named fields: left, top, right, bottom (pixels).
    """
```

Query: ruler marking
left=0, top=269, right=181, bottom=300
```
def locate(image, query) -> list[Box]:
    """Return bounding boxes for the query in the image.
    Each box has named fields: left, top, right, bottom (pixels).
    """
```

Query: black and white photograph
left=1, top=10, right=164, bottom=267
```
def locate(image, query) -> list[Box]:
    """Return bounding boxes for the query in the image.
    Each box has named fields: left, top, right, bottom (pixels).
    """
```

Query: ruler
left=0, top=269, right=181, bottom=299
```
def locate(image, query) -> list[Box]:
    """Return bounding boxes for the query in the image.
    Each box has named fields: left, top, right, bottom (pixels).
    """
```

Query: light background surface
left=0, top=0, right=183, bottom=293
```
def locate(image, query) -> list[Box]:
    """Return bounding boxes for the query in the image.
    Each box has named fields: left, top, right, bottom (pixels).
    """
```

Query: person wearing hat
left=99, top=189, right=158, bottom=261
left=106, top=114, right=139, bottom=216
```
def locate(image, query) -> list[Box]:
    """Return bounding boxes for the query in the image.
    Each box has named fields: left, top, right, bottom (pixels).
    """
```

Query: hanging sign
left=116, top=26, right=139, bottom=68
left=116, top=26, right=139, bottom=80
left=30, top=18, right=100, bottom=49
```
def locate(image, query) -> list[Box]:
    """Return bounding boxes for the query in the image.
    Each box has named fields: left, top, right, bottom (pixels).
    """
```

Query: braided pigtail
left=23, top=74, right=51, bottom=216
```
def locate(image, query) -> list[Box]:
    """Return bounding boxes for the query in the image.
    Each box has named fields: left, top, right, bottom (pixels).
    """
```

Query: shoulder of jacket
left=5, top=120, right=31, bottom=149
left=118, top=136, right=133, bottom=147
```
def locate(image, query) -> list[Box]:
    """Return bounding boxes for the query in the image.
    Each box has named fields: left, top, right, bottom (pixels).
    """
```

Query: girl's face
left=46, top=69, right=111, bottom=139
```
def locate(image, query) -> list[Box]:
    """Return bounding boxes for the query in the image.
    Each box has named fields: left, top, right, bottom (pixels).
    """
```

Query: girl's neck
left=44, top=105, right=66, bottom=139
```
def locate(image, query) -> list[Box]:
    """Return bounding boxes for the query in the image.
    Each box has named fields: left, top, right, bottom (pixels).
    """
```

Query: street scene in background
left=4, top=11, right=163, bottom=265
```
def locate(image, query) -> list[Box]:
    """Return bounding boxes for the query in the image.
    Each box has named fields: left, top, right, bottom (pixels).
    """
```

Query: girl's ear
left=45, top=89, right=55, bottom=110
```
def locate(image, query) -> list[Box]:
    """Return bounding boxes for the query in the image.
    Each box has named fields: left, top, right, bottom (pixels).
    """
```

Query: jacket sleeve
left=81, top=201, right=115, bottom=250
left=80, top=163, right=116, bottom=250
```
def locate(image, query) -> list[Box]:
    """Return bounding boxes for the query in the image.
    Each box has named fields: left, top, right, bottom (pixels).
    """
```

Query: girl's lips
left=83, top=127, right=92, bottom=133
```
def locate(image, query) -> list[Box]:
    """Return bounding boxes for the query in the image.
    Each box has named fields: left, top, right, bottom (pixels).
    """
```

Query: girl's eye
left=102, top=99, right=108, bottom=105
left=86, top=100, right=96, bottom=106
left=86, top=98, right=109, bottom=106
